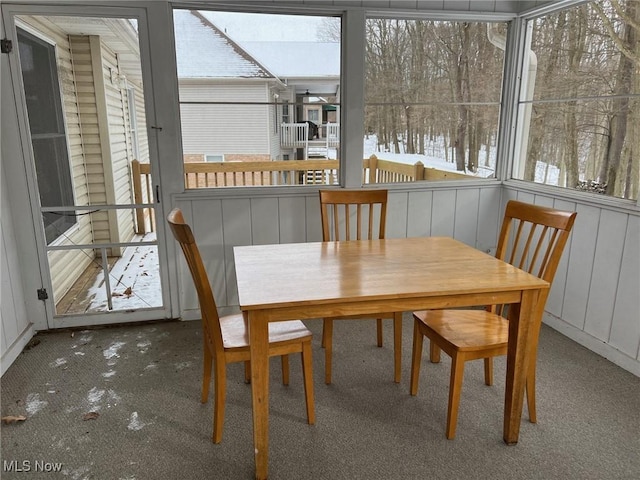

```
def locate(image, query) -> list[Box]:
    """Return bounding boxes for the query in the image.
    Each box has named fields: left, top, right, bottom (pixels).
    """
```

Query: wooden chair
left=167, top=208, right=315, bottom=443
left=410, top=200, right=577, bottom=439
left=318, top=189, right=403, bottom=384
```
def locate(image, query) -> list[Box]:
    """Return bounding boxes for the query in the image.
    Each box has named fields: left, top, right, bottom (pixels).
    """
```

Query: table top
left=234, top=237, right=548, bottom=313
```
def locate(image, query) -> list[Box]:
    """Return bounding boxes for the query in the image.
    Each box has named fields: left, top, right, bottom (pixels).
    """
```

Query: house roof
left=173, top=10, right=273, bottom=79
left=240, top=41, right=340, bottom=78
left=173, top=10, right=340, bottom=96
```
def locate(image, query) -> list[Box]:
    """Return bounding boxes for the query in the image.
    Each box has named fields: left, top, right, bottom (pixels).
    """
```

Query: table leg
left=248, top=311, right=270, bottom=480
left=503, top=289, right=538, bottom=444
left=393, top=312, right=403, bottom=383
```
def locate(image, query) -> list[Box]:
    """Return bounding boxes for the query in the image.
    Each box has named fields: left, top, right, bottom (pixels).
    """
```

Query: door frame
left=2, top=2, right=176, bottom=329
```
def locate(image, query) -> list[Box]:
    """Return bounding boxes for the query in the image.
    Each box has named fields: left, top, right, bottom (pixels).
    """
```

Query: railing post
left=414, top=161, right=425, bottom=181
left=131, top=160, right=145, bottom=234
left=368, top=154, right=378, bottom=184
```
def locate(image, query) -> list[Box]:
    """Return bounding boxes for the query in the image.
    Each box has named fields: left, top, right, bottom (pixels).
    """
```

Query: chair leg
left=212, top=360, right=227, bottom=444
left=429, top=341, right=441, bottom=363
left=281, top=354, right=290, bottom=386
left=321, top=319, right=328, bottom=348
left=324, top=318, right=333, bottom=384
left=376, top=318, right=383, bottom=347
left=445, top=354, right=465, bottom=440
left=484, top=357, right=494, bottom=386
left=393, top=312, right=402, bottom=383
left=410, top=319, right=424, bottom=396
left=301, top=341, right=316, bottom=425
left=244, top=360, right=251, bottom=384
left=526, top=320, right=542, bottom=423
left=201, top=345, right=213, bottom=403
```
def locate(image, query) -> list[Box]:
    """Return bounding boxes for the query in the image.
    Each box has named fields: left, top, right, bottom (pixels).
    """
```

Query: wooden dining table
left=234, top=237, right=549, bottom=480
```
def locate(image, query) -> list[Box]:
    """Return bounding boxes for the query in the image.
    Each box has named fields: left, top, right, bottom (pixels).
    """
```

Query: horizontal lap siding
left=179, top=83, right=269, bottom=155
left=102, top=43, right=135, bottom=243
left=16, top=18, right=94, bottom=303
left=73, top=35, right=111, bottom=249
left=132, top=82, right=149, bottom=163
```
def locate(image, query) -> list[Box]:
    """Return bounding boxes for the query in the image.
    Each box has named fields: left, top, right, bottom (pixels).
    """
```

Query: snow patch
left=49, top=358, right=67, bottom=368
left=103, top=341, right=126, bottom=360
left=127, top=412, right=146, bottom=431
left=26, top=393, right=48, bottom=415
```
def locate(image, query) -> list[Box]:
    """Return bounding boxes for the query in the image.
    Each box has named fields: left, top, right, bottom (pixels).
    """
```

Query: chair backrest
left=319, top=189, right=388, bottom=241
left=494, top=200, right=577, bottom=314
left=166, top=208, right=224, bottom=354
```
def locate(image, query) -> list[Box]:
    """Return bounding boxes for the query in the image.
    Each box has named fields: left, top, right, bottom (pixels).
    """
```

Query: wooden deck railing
left=182, top=159, right=339, bottom=188
left=132, top=156, right=472, bottom=233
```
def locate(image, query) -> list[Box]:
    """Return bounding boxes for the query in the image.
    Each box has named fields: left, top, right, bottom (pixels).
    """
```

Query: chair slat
left=318, top=189, right=398, bottom=385
left=410, top=199, right=577, bottom=439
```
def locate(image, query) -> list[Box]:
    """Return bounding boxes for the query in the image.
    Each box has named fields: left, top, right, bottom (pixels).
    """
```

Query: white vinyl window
left=205, top=154, right=224, bottom=162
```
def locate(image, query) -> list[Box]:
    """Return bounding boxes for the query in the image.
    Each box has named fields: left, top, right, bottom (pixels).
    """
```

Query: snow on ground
left=86, top=233, right=162, bottom=312
left=363, top=135, right=496, bottom=178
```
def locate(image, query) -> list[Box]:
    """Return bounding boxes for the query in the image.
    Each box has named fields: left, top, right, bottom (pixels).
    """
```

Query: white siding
left=18, top=17, right=94, bottom=304
left=101, top=43, right=136, bottom=244
left=179, top=83, right=271, bottom=155
left=72, top=34, right=111, bottom=245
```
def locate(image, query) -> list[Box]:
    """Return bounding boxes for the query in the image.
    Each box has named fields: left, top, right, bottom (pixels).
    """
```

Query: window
left=514, top=0, right=638, bottom=200
left=173, top=9, right=341, bottom=188
left=17, top=27, right=76, bottom=244
left=364, top=18, right=507, bottom=183
left=205, top=154, right=224, bottom=162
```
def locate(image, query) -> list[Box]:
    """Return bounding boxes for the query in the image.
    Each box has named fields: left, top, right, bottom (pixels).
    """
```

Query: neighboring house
left=174, top=9, right=340, bottom=161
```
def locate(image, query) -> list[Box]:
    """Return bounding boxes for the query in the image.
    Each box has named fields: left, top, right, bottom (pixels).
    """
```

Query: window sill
left=503, top=180, right=640, bottom=215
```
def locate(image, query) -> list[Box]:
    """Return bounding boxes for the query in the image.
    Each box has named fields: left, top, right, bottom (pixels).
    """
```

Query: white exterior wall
left=17, top=17, right=95, bottom=304
left=179, top=82, right=271, bottom=155
left=100, top=41, right=136, bottom=244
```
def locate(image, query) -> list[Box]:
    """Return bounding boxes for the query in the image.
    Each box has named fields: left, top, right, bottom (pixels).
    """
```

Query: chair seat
left=413, top=310, right=509, bottom=352
left=220, top=314, right=312, bottom=350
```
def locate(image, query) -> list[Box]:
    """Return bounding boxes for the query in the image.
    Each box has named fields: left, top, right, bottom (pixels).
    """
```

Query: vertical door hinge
left=1, top=39, right=13, bottom=54
left=37, top=288, right=49, bottom=301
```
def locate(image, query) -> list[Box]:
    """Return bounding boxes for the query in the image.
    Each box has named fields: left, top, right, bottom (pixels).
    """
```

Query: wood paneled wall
left=1, top=164, right=33, bottom=375
left=171, top=184, right=639, bottom=376
left=502, top=187, right=640, bottom=375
